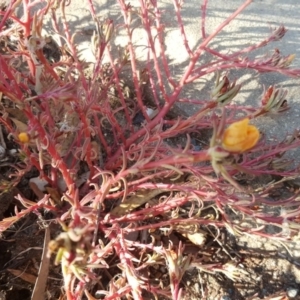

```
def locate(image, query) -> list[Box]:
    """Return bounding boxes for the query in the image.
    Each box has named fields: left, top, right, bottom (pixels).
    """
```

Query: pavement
left=49, top=0, right=300, bottom=162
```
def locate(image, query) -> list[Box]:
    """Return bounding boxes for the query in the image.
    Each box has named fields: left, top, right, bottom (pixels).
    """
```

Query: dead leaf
left=10, top=117, right=28, bottom=132
left=110, top=189, right=164, bottom=217
left=181, top=231, right=207, bottom=247
left=46, top=186, right=62, bottom=207
left=175, top=224, right=207, bottom=247
left=31, top=227, right=51, bottom=300
left=7, top=268, right=37, bottom=284
left=5, top=108, right=28, bottom=124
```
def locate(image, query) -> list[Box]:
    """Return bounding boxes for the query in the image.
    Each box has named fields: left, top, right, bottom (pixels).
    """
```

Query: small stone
left=287, top=288, right=298, bottom=298
left=194, top=282, right=200, bottom=294
left=29, top=177, right=48, bottom=192
left=220, top=296, right=231, bottom=300
left=8, top=149, right=17, bottom=155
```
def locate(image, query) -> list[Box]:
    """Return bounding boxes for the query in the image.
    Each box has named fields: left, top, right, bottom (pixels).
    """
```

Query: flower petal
left=222, top=118, right=259, bottom=152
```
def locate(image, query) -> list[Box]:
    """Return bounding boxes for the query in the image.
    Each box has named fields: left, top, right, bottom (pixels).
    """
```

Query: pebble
left=220, top=296, right=231, bottom=300
left=287, top=288, right=298, bottom=298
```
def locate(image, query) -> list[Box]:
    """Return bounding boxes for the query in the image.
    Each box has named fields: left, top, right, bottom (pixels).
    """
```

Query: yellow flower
left=18, top=132, right=30, bottom=143
left=222, top=118, right=259, bottom=152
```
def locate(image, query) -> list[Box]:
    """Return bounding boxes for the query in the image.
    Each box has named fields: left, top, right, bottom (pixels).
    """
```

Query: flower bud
left=211, top=73, right=241, bottom=105
left=18, top=132, right=30, bottom=143
left=261, top=86, right=288, bottom=113
left=100, top=19, right=114, bottom=44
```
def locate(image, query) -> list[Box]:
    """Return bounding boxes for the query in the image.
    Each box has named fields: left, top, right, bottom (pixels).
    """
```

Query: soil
left=1, top=133, right=300, bottom=300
